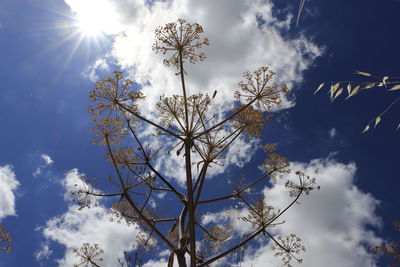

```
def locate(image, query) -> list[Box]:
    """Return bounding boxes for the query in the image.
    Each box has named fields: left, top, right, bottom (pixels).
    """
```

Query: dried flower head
left=235, top=66, right=288, bottom=111
left=285, top=171, right=320, bottom=197
left=112, top=147, right=143, bottom=168
left=136, top=231, right=158, bottom=251
left=371, top=241, right=400, bottom=265
left=233, top=105, right=272, bottom=137
left=0, top=225, right=12, bottom=253
left=153, top=19, right=209, bottom=68
left=156, top=95, right=186, bottom=129
left=241, top=197, right=277, bottom=229
left=263, top=143, right=277, bottom=153
left=136, top=144, right=162, bottom=164
left=157, top=93, right=212, bottom=134
left=74, top=243, right=103, bottom=267
left=371, top=220, right=400, bottom=265
left=90, top=117, right=127, bottom=146
left=273, top=234, right=306, bottom=267
left=197, top=224, right=233, bottom=261
left=195, top=130, right=226, bottom=164
left=111, top=199, right=140, bottom=225
left=89, top=71, right=143, bottom=117
left=72, top=176, right=101, bottom=210
left=111, top=199, right=158, bottom=227
left=205, top=224, right=232, bottom=249
left=261, top=153, right=290, bottom=180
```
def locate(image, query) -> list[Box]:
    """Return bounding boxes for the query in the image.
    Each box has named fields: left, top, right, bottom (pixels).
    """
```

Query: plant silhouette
left=75, top=19, right=319, bottom=267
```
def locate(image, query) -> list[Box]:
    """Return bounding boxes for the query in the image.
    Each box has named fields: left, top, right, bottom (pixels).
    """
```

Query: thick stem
left=176, top=251, right=188, bottom=267
left=178, top=49, right=196, bottom=267
left=184, top=142, right=196, bottom=267
left=179, top=50, right=189, bottom=131
left=193, top=163, right=209, bottom=209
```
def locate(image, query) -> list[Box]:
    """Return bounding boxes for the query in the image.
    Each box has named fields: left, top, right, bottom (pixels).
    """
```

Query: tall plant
left=75, top=19, right=319, bottom=267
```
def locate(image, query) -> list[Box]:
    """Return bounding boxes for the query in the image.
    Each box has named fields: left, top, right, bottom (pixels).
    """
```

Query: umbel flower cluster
left=0, top=225, right=12, bottom=254
left=153, top=19, right=209, bottom=68
left=73, top=19, right=319, bottom=267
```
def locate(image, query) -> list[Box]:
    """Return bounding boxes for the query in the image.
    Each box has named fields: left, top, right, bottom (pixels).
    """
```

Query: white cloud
left=200, top=158, right=382, bottom=267
left=64, top=0, right=322, bottom=184
left=82, top=58, right=110, bottom=82
left=156, top=192, right=167, bottom=199
left=33, top=154, right=54, bottom=177
left=143, top=257, right=170, bottom=267
left=35, top=243, right=53, bottom=263
left=243, top=159, right=382, bottom=267
left=38, top=169, right=139, bottom=266
left=33, top=169, right=41, bottom=177
left=109, top=0, right=320, bottom=109
left=41, top=154, right=54, bottom=165
left=61, top=168, right=84, bottom=201
left=329, top=127, right=336, bottom=138
left=66, top=0, right=321, bottom=113
left=0, top=165, right=20, bottom=221
left=142, top=252, right=185, bottom=267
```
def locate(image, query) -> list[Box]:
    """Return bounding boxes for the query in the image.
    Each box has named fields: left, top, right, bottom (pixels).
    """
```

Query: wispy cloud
left=34, top=243, right=53, bottom=264
left=329, top=127, right=337, bottom=138
left=82, top=58, right=110, bottom=82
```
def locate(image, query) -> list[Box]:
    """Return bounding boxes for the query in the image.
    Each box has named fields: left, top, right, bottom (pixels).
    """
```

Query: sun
left=69, top=0, right=121, bottom=37
left=76, top=13, right=106, bottom=36
left=42, top=0, right=122, bottom=70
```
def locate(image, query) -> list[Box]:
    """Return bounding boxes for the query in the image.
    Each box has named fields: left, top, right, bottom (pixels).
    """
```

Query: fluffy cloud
left=66, top=0, right=321, bottom=112
left=65, top=0, right=321, bottom=185
left=201, top=158, right=382, bottom=267
left=37, top=169, right=138, bottom=266
left=143, top=258, right=170, bottom=267
left=0, top=165, right=20, bottom=221
left=41, top=154, right=54, bottom=165
left=33, top=154, right=54, bottom=177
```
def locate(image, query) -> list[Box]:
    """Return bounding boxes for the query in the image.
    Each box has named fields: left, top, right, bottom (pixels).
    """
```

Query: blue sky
left=0, top=0, right=399, bottom=266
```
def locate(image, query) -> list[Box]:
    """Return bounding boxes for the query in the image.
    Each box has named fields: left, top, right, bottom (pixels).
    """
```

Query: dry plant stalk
left=296, top=0, right=308, bottom=27
left=315, top=71, right=400, bottom=133
left=75, top=19, right=319, bottom=267
left=371, top=221, right=400, bottom=267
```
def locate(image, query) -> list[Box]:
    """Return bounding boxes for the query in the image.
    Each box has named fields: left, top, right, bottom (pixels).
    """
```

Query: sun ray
left=26, top=0, right=123, bottom=80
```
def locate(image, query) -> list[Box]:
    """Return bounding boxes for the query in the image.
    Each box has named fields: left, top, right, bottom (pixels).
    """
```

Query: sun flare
left=69, top=0, right=121, bottom=37
left=76, top=14, right=105, bottom=36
